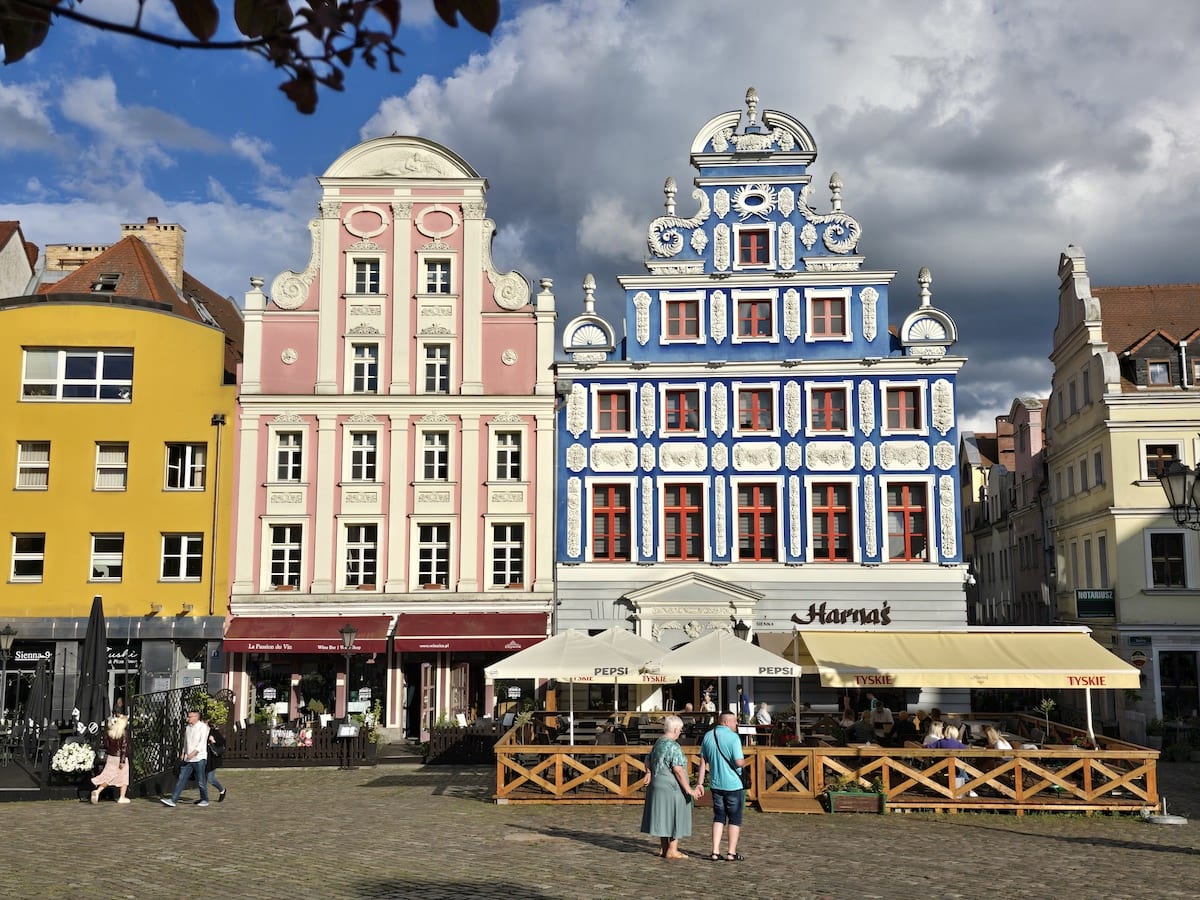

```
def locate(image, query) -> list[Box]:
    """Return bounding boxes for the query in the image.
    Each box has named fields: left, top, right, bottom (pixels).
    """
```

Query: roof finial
left=664, top=177, right=677, bottom=216
left=918, top=266, right=932, bottom=307
left=582, top=273, right=597, bottom=314
left=829, top=172, right=843, bottom=212
left=745, top=87, right=759, bottom=125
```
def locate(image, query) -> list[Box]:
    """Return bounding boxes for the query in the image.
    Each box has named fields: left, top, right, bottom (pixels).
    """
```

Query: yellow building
left=0, top=221, right=241, bottom=719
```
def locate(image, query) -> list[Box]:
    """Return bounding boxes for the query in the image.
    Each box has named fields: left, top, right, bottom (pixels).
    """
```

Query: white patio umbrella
left=485, top=629, right=678, bottom=743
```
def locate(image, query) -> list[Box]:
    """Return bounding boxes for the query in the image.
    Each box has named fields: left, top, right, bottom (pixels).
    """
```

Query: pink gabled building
left=227, top=137, right=557, bottom=738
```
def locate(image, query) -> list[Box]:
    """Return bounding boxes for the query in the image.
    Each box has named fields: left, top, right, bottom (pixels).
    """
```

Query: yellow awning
left=791, top=630, right=1141, bottom=690
left=754, top=632, right=818, bottom=673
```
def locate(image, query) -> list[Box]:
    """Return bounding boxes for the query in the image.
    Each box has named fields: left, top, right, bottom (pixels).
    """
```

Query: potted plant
left=1146, top=717, right=1165, bottom=750
left=1036, top=697, right=1057, bottom=742
left=823, top=773, right=886, bottom=813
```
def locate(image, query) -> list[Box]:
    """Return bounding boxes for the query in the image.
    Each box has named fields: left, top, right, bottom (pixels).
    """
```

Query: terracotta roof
left=1096, top=284, right=1200, bottom=354
left=0, top=221, right=37, bottom=270
left=974, top=433, right=999, bottom=467
left=182, top=272, right=244, bottom=381
left=43, top=236, right=184, bottom=309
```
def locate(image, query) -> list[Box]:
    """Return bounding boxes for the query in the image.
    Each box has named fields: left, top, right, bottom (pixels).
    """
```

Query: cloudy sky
left=3, top=0, right=1200, bottom=431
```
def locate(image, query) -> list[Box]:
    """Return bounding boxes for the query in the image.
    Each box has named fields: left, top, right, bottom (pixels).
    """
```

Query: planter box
left=826, top=791, right=886, bottom=814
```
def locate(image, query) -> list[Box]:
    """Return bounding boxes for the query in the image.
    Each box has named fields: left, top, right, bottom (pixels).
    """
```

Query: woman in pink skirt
left=90, top=714, right=131, bottom=804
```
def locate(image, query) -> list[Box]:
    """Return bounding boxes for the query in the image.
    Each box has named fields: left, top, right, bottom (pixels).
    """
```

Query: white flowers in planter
left=51, top=741, right=96, bottom=773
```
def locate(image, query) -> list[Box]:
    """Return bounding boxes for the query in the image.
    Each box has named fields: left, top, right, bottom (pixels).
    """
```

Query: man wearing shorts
left=697, top=711, right=750, bottom=861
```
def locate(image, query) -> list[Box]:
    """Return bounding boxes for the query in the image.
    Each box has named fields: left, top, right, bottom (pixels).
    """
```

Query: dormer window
left=1148, top=360, right=1171, bottom=386
left=91, top=273, right=120, bottom=292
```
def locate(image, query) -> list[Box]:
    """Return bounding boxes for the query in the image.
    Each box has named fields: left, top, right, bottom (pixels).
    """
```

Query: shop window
left=422, top=432, right=449, bottom=481
left=276, top=432, right=303, bottom=482
left=663, top=484, right=703, bottom=561
left=1148, top=531, right=1186, bottom=588
left=351, top=343, right=379, bottom=394
left=491, top=524, right=525, bottom=586
left=423, top=344, right=451, bottom=394
left=664, top=297, right=700, bottom=340
left=22, top=348, right=133, bottom=401
left=95, top=442, right=128, bottom=490
left=90, top=533, right=124, bottom=581
left=16, top=441, right=49, bottom=489
left=811, top=483, right=853, bottom=562
left=736, top=388, right=774, bottom=432
left=591, top=485, right=631, bottom=562
left=165, top=443, right=207, bottom=490
left=270, top=524, right=302, bottom=588
left=349, top=431, right=377, bottom=481
left=425, top=260, right=451, bottom=294
left=736, top=484, right=777, bottom=561
left=495, top=432, right=521, bottom=481
left=596, top=390, right=630, bottom=433
left=417, top=524, right=450, bottom=586
left=885, top=483, right=928, bottom=561
left=11, top=533, right=45, bottom=581
left=345, top=524, right=378, bottom=587
left=161, top=533, right=203, bottom=581
left=664, top=389, right=701, bottom=433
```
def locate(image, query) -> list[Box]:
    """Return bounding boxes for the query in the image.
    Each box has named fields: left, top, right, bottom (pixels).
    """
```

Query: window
left=91, top=273, right=120, bottom=292
left=737, top=388, right=773, bottom=432
left=22, top=348, right=133, bottom=401
left=1083, top=537, right=1093, bottom=587
left=664, top=389, right=701, bottom=433
left=345, top=524, right=378, bottom=587
left=886, top=483, right=928, bottom=561
left=417, top=524, right=450, bottom=586
left=270, top=524, right=302, bottom=588
left=885, top=386, right=921, bottom=432
left=353, top=259, right=380, bottom=294
left=1098, top=534, right=1109, bottom=587
left=1057, top=391, right=1064, bottom=423
left=90, top=534, right=124, bottom=581
left=423, top=344, right=450, bottom=393
left=11, top=533, right=45, bottom=581
left=737, top=484, right=777, bottom=561
left=737, top=297, right=773, bottom=338
left=1067, top=467, right=1075, bottom=496
left=810, top=296, right=847, bottom=338
left=1149, top=531, right=1186, bottom=588
left=663, top=484, right=703, bottom=561
left=351, top=343, right=379, bottom=394
left=495, top=432, right=522, bottom=481
left=596, top=390, right=631, bottom=433
left=350, top=432, right=377, bottom=481
left=1079, top=460, right=1089, bottom=492
left=664, top=297, right=700, bottom=340
left=276, top=432, right=303, bottom=482
left=810, top=388, right=847, bottom=432
left=492, top=524, right=525, bottom=586
left=1055, top=470, right=1062, bottom=502
left=161, top=534, right=203, bottom=581
left=811, top=484, right=853, bottom=562
left=95, top=442, right=128, bottom=490
left=1082, top=371, right=1092, bottom=405
left=1068, top=379, right=1078, bottom=413
left=592, top=485, right=631, bottom=562
left=165, top=443, right=206, bottom=490
left=738, top=228, right=770, bottom=265
left=1148, top=360, right=1171, bottom=386
left=425, top=260, right=451, bottom=294
left=1143, top=442, right=1180, bottom=479
left=1093, top=450, right=1104, bottom=486
left=422, top=432, right=449, bottom=481
left=16, top=441, right=49, bottom=489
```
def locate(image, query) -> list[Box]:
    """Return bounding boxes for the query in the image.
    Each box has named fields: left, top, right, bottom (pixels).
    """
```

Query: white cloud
left=0, top=82, right=58, bottom=152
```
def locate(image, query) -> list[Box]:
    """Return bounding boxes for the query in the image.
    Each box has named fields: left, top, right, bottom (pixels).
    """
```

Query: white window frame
left=346, top=253, right=384, bottom=296
left=1147, top=360, right=1171, bottom=387
left=487, top=520, right=527, bottom=588
left=160, top=533, right=203, bottom=582
left=729, top=288, right=779, bottom=344
left=656, top=381, right=709, bottom=439
left=340, top=519, right=380, bottom=590
left=656, top=476, right=710, bottom=563
left=16, top=441, right=50, bottom=490
left=879, top=379, right=929, bottom=437
left=416, top=246, right=458, bottom=297
left=804, top=286, right=854, bottom=343
left=90, top=533, right=124, bottom=582
left=273, top=429, right=305, bottom=484
left=878, top=474, right=937, bottom=564
left=262, top=520, right=304, bottom=590
left=658, top=289, right=706, bottom=345
left=731, top=221, right=777, bottom=272
left=731, top=381, right=781, bottom=438
left=584, top=475, right=639, bottom=563
left=1139, top=439, right=1183, bottom=481
left=165, top=443, right=207, bottom=491
left=348, top=341, right=381, bottom=394
left=11, top=532, right=45, bottom=582
left=491, top=426, right=525, bottom=482
left=423, top=258, right=453, bottom=295
left=22, top=348, right=133, bottom=402
left=420, top=430, right=451, bottom=482
left=1145, top=529, right=1189, bottom=590
left=345, top=429, right=380, bottom=483
left=804, top=475, right=861, bottom=564
left=730, top=475, right=786, bottom=563
left=411, top=520, right=452, bottom=589
left=95, top=442, right=128, bottom=491
left=590, top=382, right=638, bottom=439
left=804, top=380, right=854, bottom=437
left=420, top=342, right=452, bottom=395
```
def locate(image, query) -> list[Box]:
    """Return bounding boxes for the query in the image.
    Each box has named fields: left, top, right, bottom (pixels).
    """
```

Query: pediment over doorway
left=622, top=572, right=762, bottom=644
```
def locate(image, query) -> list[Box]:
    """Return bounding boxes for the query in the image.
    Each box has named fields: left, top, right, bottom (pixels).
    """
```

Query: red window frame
left=886, top=483, right=928, bottom=561
left=738, top=229, right=770, bottom=265
left=737, top=298, right=773, bottom=337
left=811, top=483, right=853, bottom=562
left=664, top=484, right=703, bottom=561
left=810, top=388, right=847, bottom=432
left=737, top=484, right=777, bottom=561
left=737, top=389, right=773, bottom=432
left=596, top=390, right=629, bottom=433
left=664, top=389, right=701, bottom=432
left=665, top=299, right=700, bottom=339
left=810, top=297, right=846, bottom=337
left=886, top=387, right=921, bottom=431
left=591, top=485, right=631, bottom=562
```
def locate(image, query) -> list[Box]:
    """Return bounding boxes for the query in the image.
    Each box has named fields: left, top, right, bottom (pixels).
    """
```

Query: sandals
left=725, top=853, right=745, bottom=862
left=706, top=853, right=722, bottom=862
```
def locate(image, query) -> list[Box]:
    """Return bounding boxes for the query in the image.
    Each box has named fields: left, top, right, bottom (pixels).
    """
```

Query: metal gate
left=129, top=685, right=234, bottom=796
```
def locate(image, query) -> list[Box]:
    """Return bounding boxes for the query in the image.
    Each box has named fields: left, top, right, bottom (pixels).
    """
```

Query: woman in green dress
left=640, top=714, right=702, bottom=859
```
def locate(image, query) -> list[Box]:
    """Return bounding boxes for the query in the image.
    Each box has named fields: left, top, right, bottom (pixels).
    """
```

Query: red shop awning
left=224, top=616, right=392, bottom=654
left=394, top=612, right=548, bottom=653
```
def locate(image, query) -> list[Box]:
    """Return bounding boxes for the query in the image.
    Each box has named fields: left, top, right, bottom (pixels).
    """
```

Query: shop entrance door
left=419, top=662, right=434, bottom=742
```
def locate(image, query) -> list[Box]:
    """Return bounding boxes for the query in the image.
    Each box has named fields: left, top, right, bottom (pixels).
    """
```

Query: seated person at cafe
left=947, top=716, right=971, bottom=743
left=926, top=708, right=944, bottom=731
left=922, top=721, right=945, bottom=747
left=700, top=693, right=716, bottom=713
left=754, top=702, right=771, bottom=726
left=984, top=725, right=1012, bottom=751
left=847, top=710, right=876, bottom=743
left=887, top=710, right=921, bottom=746
left=871, top=703, right=894, bottom=728
left=682, top=702, right=694, bottom=713
left=931, top=724, right=968, bottom=750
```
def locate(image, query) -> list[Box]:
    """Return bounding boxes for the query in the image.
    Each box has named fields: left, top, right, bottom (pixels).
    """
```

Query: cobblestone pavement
left=2, top=764, right=1199, bottom=900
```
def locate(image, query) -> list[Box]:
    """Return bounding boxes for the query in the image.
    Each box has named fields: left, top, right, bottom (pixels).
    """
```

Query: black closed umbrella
left=18, top=658, right=50, bottom=751
left=72, top=595, right=109, bottom=737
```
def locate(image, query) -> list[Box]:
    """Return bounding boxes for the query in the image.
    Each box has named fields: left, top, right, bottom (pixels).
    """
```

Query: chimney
left=121, top=216, right=185, bottom=288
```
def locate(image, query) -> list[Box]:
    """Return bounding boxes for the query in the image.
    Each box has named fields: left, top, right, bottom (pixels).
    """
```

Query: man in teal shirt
left=697, top=712, right=749, bottom=861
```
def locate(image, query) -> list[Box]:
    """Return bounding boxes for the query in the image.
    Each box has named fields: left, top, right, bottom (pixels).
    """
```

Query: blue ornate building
left=555, top=90, right=969, bottom=709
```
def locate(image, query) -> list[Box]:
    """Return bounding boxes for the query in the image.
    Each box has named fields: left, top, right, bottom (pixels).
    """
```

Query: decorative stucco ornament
left=566, top=384, right=586, bottom=438
left=639, top=383, right=656, bottom=437
left=799, top=222, right=817, bottom=250
left=733, top=443, right=780, bottom=470
left=713, top=224, right=730, bottom=271
left=858, top=382, right=875, bottom=435
left=640, top=444, right=656, bottom=472
left=634, top=292, right=652, bottom=346
left=783, top=289, right=801, bottom=341
left=806, top=441, right=854, bottom=470
left=713, top=189, right=730, bottom=219
left=710, top=291, right=727, bottom=343
left=565, top=444, right=586, bottom=473
left=711, top=443, right=728, bottom=472
left=939, top=475, right=956, bottom=558
left=690, top=230, right=708, bottom=254
left=590, top=444, right=637, bottom=472
left=281, top=348, right=298, bottom=365
left=480, top=217, right=530, bottom=310
left=932, top=379, right=954, bottom=435
left=501, top=349, right=518, bottom=366
left=789, top=475, right=802, bottom=557
left=715, top=476, right=727, bottom=556
left=784, top=382, right=801, bottom=436
left=731, top=183, right=777, bottom=220
left=864, top=475, right=877, bottom=557
left=343, top=205, right=389, bottom=239
left=778, top=187, right=795, bottom=217
left=647, top=188, right=711, bottom=258
left=779, top=223, right=795, bottom=270
left=880, top=441, right=931, bottom=470
left=566, top=478, right=581, bottom=557
left=642, top=478, right=654, bottom=557
left=934, top=441, right=955, bottom=471
left=784, top=442, right=802, bottom=471
left=860, top=287, right=879, bottom=341
left=860, top=442, right=876, bottom=471
left=711, top=383, right=728, bottom=436
left=271, top=218, right=321, bottom=309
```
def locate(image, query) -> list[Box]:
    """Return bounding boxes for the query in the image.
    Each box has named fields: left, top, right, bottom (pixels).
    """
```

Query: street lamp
left=339, top=623, right=358, bottom=720
left=731, top=619, right=750, bottom=641
left=0, top=624, right=17, bottom=719
left=1158, top=460, right=1200, bottom=530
